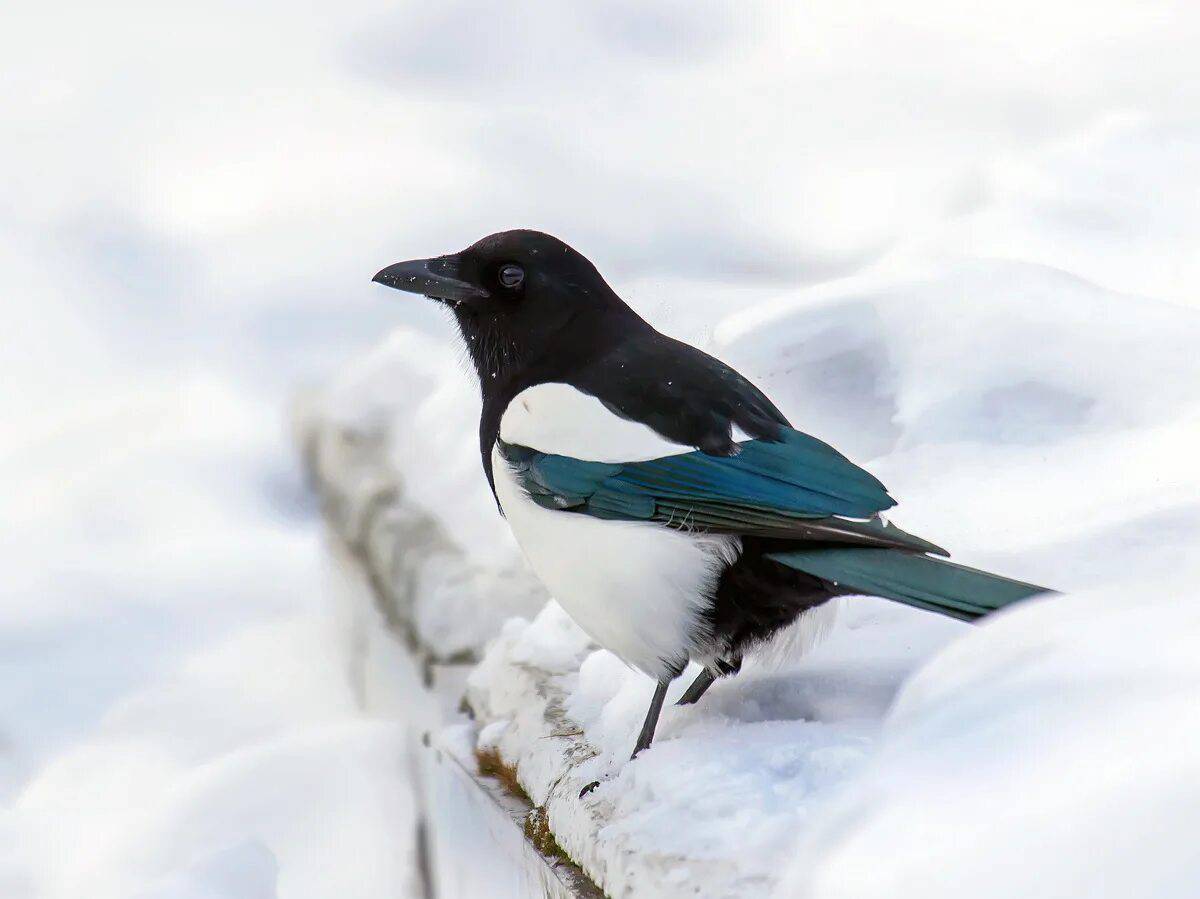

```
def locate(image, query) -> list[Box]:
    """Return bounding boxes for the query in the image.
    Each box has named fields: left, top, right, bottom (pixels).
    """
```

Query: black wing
left=571, top=332, right=792, bottom=457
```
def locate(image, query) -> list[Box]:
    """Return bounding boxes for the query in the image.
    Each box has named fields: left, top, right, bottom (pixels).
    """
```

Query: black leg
left=630, top=679, right=670, bottom=759
left=676, top=669, right=715, bottom=706
left=676, top=654, right=742, bottom=707
left=715, top=654, right=743, bottom=676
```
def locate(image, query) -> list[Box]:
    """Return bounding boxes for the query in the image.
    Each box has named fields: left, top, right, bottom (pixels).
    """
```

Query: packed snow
left=463, top=598, right=964, bottom=896
left=5, top=1, right=1200, bottom=898
left=785, top=586, right=1200, bottom=899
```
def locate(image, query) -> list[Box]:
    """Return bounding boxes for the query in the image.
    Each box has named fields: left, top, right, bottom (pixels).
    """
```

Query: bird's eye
left=498, top=263, right=524, bottom=289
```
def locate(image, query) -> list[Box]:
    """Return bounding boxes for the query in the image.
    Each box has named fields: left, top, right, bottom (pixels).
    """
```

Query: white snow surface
left=6, top=2, right=1200, bottom=898
left=785, top=586, right=1200, bottom=899
left=0, top=379, right=423, bottom=899
left=465, top=599, right=958, bottom=896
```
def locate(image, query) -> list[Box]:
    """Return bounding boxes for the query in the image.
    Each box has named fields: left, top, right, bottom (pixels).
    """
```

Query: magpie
left=374, top=230, right=1051, bottom=760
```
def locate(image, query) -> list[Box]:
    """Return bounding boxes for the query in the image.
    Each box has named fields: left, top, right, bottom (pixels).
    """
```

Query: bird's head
left=373, top=229, right=630, bottom=384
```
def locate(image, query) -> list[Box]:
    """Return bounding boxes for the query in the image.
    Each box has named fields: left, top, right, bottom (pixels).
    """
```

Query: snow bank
left=714, top=257, right=1200, bottom=581
left=927, top=115, right=1200, bottom=309
left=0, top=377, right=423, bottom=899
left=782, top=585, right=1200, bottom=899
left=11, top=1, right=1200, bottom=896
left=296, top=330, right=547, bottom=664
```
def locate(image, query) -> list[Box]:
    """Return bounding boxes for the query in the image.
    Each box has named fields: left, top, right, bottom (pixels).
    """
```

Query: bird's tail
left=767, top=547, right=1051, bottom=622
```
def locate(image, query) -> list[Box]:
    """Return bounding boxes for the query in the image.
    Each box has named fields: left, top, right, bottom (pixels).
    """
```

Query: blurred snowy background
left=3, top=2, right=1200, bottom=897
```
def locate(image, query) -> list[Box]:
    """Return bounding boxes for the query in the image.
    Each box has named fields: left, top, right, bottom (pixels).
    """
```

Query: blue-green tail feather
left=766, top=548, right=1051, bottom=622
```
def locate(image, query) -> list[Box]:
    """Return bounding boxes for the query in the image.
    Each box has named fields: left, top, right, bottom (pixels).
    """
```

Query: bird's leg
left=630, top=678, right=670, bottom=759
left=676, top=654, right=741, bottom=707
left=675, top=669, right=715, bottom=706
left=584, top=678, right=672, bottom=795
left=717, top=654, right=743, bottom=676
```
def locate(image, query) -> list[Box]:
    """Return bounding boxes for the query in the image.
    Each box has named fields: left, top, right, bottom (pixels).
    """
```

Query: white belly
left=492, top=446, right=739, bottom=680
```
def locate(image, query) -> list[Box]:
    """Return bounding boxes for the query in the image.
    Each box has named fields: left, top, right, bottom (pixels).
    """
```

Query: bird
left=373, top=229, right=1052, bottom=761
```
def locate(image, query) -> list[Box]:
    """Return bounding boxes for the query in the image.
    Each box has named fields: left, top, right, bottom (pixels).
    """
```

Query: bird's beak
left=372, top=255, right=490, bottom=303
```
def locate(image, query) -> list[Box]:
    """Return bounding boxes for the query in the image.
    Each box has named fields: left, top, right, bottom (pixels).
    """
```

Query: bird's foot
left=630, top=732, right=654, bottom=760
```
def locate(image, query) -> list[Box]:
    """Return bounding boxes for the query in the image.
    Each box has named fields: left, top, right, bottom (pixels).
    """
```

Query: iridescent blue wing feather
left=499, top=428, right=947, bottom=555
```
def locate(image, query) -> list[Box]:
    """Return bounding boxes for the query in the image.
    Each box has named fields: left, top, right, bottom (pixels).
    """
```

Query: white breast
left=499, top=382, right=692, bottom=462
left=492, top=445, right=739, bottom=680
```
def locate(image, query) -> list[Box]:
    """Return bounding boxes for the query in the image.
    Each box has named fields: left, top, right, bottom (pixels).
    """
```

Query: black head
left=374, top=230, right=634, bottom=384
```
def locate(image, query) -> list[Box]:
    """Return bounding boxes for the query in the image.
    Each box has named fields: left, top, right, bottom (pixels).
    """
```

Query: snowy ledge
left=461, top=606, right=822, bottom=898
left=459, top=598, right=975, bottom=898
left=295, top=385, right=612, bottom=896
left=295, top=386, right=547, bottom=671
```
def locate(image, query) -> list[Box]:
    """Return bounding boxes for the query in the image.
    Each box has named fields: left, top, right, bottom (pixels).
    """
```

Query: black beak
left=372, top=255, right=489, bottom=304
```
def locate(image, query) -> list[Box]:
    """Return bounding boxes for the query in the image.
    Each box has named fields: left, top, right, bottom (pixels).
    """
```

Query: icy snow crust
left=318, top=236, right=1200, bottom=897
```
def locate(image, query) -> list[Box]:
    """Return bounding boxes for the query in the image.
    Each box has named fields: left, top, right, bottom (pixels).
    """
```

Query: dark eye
left=498, top=263, right=524, bottom=289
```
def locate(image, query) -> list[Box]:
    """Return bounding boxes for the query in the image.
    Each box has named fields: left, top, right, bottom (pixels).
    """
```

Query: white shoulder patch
left=499, top=382, right=693, bottom=462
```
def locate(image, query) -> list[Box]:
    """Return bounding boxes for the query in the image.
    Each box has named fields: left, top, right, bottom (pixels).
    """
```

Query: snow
left=306, top=329, right=503, bottom=559
left=0, top=375, right=423, bottom=899
left=926, top=115, right=1200, bottom=309
left=299, top=333, right=548, bottom=663
left=5, top=1, right=1200, bottom=897
left=785, top=586, right=1200, bottom=899
left=464, top=598, right=967, bottom=896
